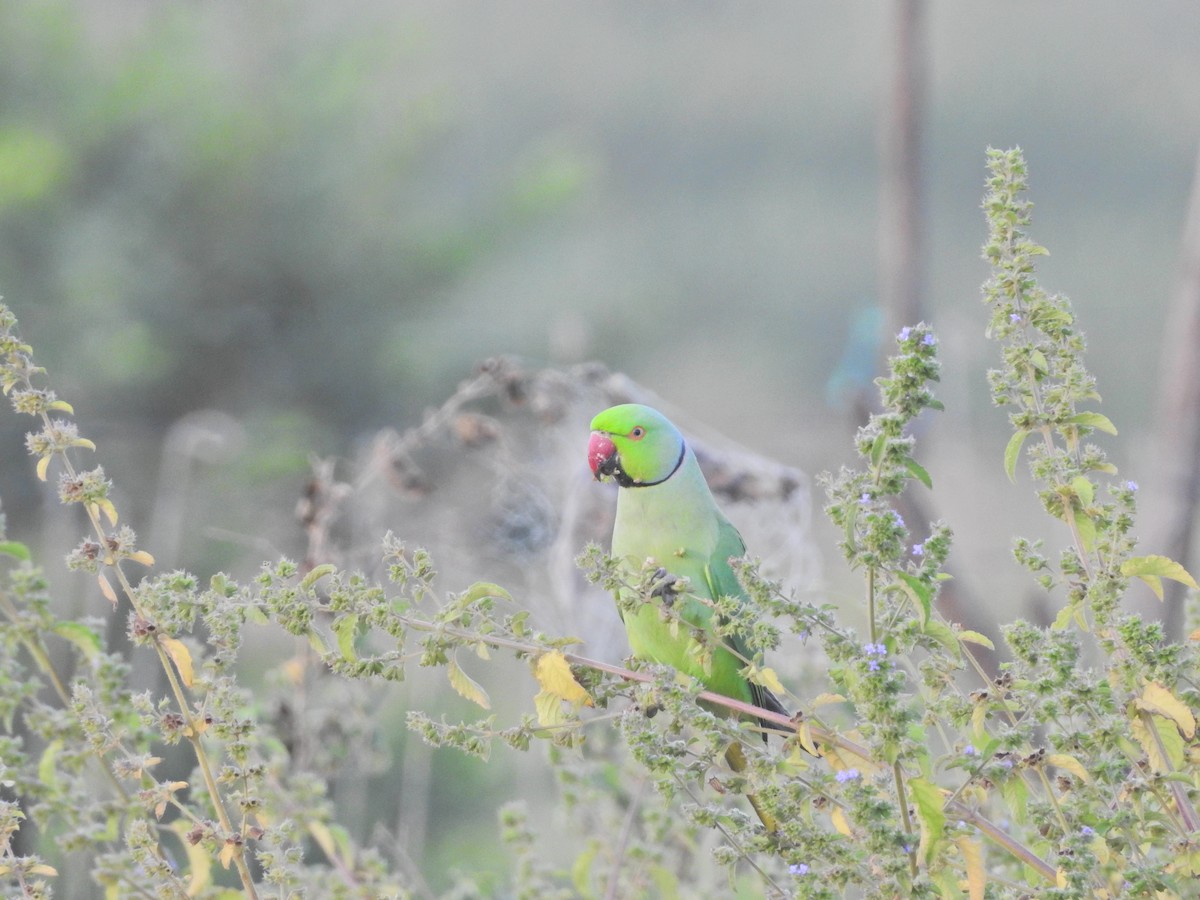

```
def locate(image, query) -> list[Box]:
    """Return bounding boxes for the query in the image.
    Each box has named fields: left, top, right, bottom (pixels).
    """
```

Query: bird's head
left=588, top=404, right=685, bottom=488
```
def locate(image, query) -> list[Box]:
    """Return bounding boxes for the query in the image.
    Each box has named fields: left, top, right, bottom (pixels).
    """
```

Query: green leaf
left=333, top=614, right=360, bottom=663
left=38, top=739, right=63, bottom=789
left=1120, top=555, right=1199, bottom=601
left=958, top=630, right=995, bottom=650
left=909, top=776, right=945, bottom=865
left=448, top=658, right=491, bottom=709
left=649, top=865, right=681, bottom=900
left=1064, top=411, right=1117, bottom=435
left=0, top=541, right=30, bottom=561
left=922, top=619, right=960, bottom=656
left=1000, top=772, right=1029, bottom=823
left=571, top=840, right=600, bottom=898
left=1003, top=430, right=1030, bottom=483
left=299, top=563, right=336, bottom=591
left=307, top=628, right=329, bottom=656
left=903, top=456, right=933, bottom=489
left=1051, top=602, right=1087, bottom=632
left=1072, top=508, right=1096, bottom=553
left=870, top=433, right=887, bottom=468
left=52, top=621, right=103, bottom=660
left=1070, top=476, right=1094, bottom=507
left=897, top=572, right=932, bottom=625
left=461, top=581, right=513, bottom=605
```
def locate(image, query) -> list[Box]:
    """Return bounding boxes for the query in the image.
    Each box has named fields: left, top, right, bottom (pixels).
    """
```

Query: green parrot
left=588, top=402, right=788, bottom=831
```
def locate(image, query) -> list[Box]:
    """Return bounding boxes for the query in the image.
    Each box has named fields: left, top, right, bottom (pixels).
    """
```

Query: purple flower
left=790, top=863, right=810, bottom=876
left=1081, top=826, right=1095, bottom=836
left=922, top=333, right=936, bottom=346
left=1009, top=312, right=1022, bottom=323
left=864, top=643, right=886, bottom=672
left=963, top=744, right=977, bottom=757
left=891, top=510, right=905, bottom=528
left=859, top=492, right=871, bottom=504
left=912, top=543, right=925, bottom=557
left=836, top=768, right=860, bottom=783
left=898, top=327, right=912, bottom=341
left=1126, top=481, right=1138, bottom=492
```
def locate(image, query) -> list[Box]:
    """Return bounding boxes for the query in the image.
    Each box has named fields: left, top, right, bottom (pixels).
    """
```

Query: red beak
left=588, top=431, right=617, bottom=479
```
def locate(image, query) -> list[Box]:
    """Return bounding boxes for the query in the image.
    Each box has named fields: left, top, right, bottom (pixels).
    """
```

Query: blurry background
left=1, top=1, right=1199, bottom=892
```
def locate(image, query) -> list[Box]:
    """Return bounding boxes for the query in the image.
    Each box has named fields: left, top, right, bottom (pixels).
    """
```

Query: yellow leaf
left=218, top=841, right=236, bottom=870
left=29, top=863, right=58, bottom=876
left=1089, top=834, right=1110, bottom=866
left=71, top=437, right=96, bottom=452
left=534, top=651, right=592, bottom=707
left=36, top=454, right=50, bottom=481
left=1121, top=555, right=1199, bottom=600
left=1136, top=682, right=1196, bottom=739
left=754, top=666, right=786, bottom=695
left=810, top=692, right=847, bottom=707
left=169, top=820, right=212, bottom=897
left=128, top=550, right=155, bottom=567
left=1136, top=574, right=1165, bottom=601
left=47, top=399, right=74, bottom=414
left=1046, top=753, right=1091, bottom=783
left=1189, top=628, right=1200, bottom=642
left=447, top=658, right=491, bottom=710
left=97, top=498, right=118, bottom=526
left=830, top=805, right=852, bottom=837
left=956, top=836, right=986, bottom=900
left=160, top=637, right=195, bottom=688
left=797, top=721, right=819, bottom=757
left=1130, top=709, right=1184, bottom=773
left=308, top=820, right=336, bottom=862
left=98, top=572, right=118, bottom=607
left=971, top=704, right=989, bottom=743
left=821, top=731, right=883, bottom=777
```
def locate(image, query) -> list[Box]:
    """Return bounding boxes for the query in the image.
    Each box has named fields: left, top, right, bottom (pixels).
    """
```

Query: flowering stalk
left=1, top=304, right=261, bottom=899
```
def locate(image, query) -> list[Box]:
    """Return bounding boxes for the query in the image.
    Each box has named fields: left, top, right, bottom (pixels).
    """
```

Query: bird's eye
left=630, top=426, right=646, bottom=440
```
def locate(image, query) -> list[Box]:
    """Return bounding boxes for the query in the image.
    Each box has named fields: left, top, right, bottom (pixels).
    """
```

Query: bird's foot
left=648, top=567, right=684, bottom=607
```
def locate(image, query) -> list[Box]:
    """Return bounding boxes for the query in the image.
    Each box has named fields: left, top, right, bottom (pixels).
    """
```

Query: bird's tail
left=725, top=742, right=777, bottom=832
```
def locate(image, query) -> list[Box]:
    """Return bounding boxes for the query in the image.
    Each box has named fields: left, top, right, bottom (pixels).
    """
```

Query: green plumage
left=589, top=403, right=786, bottom=830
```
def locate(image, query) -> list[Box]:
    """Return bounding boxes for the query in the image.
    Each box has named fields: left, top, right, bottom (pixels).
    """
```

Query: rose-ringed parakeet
left=588, top=403, right=788, bottom=831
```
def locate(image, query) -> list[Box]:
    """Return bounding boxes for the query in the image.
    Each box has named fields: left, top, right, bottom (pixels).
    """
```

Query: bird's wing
left=701, top=518, right=789, bottom=722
